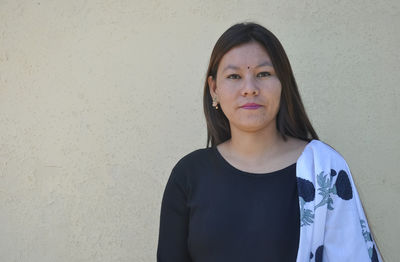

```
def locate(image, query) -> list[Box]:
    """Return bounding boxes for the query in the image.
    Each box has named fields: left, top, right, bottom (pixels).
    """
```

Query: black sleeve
left=157, top=167, right=192, bottom=262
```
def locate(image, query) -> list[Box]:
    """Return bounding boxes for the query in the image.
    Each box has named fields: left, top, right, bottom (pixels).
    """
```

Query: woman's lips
left=240, top=103, right=261, bottom=109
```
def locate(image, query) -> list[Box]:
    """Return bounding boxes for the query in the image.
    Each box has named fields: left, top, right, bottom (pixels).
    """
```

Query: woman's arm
left=323, top=161, right=382, bottom=262
left=157, top=167, right=192, bottom=262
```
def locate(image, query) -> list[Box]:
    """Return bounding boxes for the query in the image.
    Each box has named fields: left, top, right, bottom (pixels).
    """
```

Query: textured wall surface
left=0, top=0, right=398, bottom=261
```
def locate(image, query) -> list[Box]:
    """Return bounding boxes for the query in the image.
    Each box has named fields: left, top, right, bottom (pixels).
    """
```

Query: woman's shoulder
left=303, top=139, right=349, bottom=166
left=171, top=147, right=213, bottom=173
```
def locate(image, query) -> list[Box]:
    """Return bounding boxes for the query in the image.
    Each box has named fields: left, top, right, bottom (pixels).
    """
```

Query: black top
left=157, top=147, right=300, bottom=262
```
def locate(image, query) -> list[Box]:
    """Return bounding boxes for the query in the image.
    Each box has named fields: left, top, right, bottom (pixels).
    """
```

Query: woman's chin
left=232, top=122, right=272, bottom=133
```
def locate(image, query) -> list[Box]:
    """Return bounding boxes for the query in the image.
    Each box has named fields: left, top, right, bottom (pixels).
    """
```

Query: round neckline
left=212, top=139, right=315, bottom=177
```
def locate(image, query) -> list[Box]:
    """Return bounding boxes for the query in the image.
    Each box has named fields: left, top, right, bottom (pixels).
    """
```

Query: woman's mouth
left=240, top=103, right=261, bottom=109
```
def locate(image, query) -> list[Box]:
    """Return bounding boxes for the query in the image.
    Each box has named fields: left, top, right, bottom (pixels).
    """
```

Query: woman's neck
left=222, top=124, right=286, bottom=163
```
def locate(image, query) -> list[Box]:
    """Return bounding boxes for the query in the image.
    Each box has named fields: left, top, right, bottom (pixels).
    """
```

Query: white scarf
left=295, top=139, right=382, bottom=262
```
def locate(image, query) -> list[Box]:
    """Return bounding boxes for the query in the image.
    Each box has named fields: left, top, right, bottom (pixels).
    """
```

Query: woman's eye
left=227, top=74, right=241, bottom=79
left=257, top=72, right=271, bottom=77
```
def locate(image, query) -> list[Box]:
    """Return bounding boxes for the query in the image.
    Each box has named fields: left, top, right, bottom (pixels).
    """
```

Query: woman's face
left=208, top=41, right=282, bottom=133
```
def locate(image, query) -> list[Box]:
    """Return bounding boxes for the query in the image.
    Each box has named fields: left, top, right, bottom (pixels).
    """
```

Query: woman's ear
left=208, top=75, right=217, bottom=97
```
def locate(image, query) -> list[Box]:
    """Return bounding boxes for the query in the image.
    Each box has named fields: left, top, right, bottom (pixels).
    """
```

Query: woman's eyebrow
left=256, top=61, right=273, bottom=68
left=222, top=61, right=273, bottom=73
left=222, top=65, right=240, bottom=73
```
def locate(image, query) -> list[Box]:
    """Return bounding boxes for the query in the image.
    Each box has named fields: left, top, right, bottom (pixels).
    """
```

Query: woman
left=157, top=22, right=383, bottom=262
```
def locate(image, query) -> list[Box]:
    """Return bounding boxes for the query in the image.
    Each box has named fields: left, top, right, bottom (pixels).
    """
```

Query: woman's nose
left=241, top=75, right=259, bottom=96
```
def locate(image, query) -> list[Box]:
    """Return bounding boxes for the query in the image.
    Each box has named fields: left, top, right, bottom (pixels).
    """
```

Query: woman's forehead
left=219, top=42, right=272, bottom=68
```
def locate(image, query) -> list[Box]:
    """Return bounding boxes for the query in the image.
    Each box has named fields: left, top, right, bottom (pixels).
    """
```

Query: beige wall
left=0, top=1, right=398, bottom=261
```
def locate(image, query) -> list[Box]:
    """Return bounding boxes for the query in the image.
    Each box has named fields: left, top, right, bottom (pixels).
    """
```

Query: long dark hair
left=203, top=22, right=318, bottom=147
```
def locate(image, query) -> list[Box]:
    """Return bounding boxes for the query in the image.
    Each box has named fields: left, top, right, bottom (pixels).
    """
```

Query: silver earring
left=212, top=96, right=219, bottom=109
